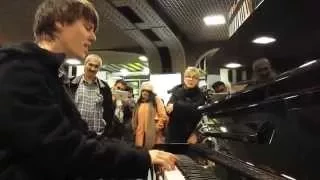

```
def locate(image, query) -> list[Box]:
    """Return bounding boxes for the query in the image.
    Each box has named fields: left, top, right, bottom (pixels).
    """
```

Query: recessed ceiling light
left=203, top=15, right=226, bottom=26
left=139, top=56, right=148, bottom=62
left=252, top=36, right=276, bottom=44
left=225, top=62, right=242, bottom=68
left=66, top=58, right=81, bottom=65
left=220, top=126, right=228, bottom=133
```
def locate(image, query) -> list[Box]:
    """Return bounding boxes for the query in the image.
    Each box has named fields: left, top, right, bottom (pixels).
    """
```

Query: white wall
left=76, top=65, right=84, bottom=76
left=220, top=68, right=230, bottom=84
left=207, top=74, right=221, bottom=87
left=150, top=73, right=181, bottom=104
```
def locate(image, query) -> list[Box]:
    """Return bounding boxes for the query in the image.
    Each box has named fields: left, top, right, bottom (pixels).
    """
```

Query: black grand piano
left=154, top=59, right=320, bottom=180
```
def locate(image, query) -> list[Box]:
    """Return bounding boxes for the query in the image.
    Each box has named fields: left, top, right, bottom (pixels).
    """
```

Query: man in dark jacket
left=67, top=54, right=121, bottom=138
left=166, top=67, right=206, bottom=143
left=0, top=0, right=176, bottom=179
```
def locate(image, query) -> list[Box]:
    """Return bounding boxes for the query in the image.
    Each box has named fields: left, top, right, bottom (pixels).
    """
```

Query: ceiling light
left=139, top=56, right=148, bottom=62
left=203, top=15, right=226, bottom=26
left=252, top=36, right=276, bottom=44
left=220, top=126, right=228, bottom=133
left=225, top=62, right=242, bottom=68
left=66, top=58, right=81, bottom=65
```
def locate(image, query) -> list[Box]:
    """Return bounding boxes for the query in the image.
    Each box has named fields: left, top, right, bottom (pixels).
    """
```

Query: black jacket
left=166, top=84, right=206, bottom=143
left=0, top=42, right=151, bottom=180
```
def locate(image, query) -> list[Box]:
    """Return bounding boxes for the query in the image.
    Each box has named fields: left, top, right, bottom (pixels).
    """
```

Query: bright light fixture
left=220, top=126, right=228, bottom=133
left=252, top=36, right=276, bottom=44
left=225, top=62, right=242, bottom=68
left=66, top=58, right=81, bottom=65
left=203, top=15, right=226, bottom=26
left=120, top=68, right=129, bottom=76
left=139, top=56, right=148, bottom=62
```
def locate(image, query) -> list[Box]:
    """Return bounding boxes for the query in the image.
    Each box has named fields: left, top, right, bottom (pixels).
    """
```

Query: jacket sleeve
left=167, top=94, right=177, bottom=105
left=0, top=63, right=151, bottom=179
left=102, top=83, right=115, bottom=123
left=155, top=96, right=169, bottom=124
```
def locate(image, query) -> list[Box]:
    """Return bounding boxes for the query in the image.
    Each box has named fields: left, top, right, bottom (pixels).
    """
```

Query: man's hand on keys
left=149, top=150, right=177, bottom=171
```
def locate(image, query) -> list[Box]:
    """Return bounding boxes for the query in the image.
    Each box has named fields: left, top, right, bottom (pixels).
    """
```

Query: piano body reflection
left=154, top=60, right=320, bottom=180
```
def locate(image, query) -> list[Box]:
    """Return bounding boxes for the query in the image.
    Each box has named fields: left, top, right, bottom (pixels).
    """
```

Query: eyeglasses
left=184, top=75, right=199, bottom=80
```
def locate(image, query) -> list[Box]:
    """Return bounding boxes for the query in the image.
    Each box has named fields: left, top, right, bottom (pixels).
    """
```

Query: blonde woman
left=166, top=67, right=206, bottom=143
left=132, top=82, right=168, bottom=149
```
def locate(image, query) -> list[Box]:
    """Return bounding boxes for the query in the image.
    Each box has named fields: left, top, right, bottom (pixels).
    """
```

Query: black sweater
left=0, top=42, right=151, bottom=180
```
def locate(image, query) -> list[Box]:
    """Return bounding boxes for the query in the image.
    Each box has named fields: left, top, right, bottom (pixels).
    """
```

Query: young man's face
left=57, top=18, right=96, bottom=59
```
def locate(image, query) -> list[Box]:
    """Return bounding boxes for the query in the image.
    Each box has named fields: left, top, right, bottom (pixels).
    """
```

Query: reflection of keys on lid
left=163, top=166, right=185, bottom=180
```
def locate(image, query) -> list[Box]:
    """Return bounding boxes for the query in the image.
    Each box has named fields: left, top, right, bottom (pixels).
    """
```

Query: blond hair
left=85, top=54, right=103, bottom=66
left=184, top=66, right=201, bottom=79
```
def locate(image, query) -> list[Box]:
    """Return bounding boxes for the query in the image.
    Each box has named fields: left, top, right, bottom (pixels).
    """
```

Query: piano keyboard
left=163, top=166, right=185, bottom=180
left=163, top=154, right=218, bottom=180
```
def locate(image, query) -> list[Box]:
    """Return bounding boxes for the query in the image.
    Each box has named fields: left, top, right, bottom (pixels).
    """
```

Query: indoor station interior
left=1, top=0, right=320, bottom=180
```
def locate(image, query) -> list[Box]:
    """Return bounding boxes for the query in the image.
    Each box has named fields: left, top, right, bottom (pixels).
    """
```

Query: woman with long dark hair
left=132, top=82, right=168, bottom=149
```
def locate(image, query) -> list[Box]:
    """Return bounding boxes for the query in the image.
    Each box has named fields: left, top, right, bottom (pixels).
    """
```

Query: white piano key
left=164, top=166, right=185, bottom=180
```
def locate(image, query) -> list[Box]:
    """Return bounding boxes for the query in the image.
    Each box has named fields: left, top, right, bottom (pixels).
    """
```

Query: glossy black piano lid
left=198, top=59, right=320, bottom=116
left=197, top=59, right=320, bottom=179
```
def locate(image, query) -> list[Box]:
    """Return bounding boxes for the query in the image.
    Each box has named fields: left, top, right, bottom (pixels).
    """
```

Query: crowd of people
left=73, top=56, right=208, bottom=149
left=0, top=1, right=176, bottom=179
left=0, top=0, right=278, bottom=179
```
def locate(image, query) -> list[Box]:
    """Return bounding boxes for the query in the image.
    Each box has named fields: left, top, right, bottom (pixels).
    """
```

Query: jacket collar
left=0, top=42, right=66, bottom=72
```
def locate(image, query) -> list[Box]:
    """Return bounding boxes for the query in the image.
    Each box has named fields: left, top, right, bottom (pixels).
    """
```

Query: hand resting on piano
left=161, top=154, right=218, bottom=180
left=149, top=150, right=178, bottom=171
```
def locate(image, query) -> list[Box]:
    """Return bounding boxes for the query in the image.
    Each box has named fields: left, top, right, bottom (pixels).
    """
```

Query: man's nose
left=89, top=31, right=96, bottom=43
